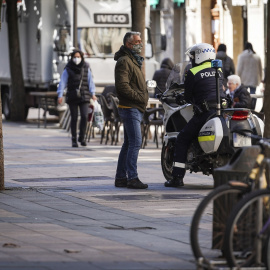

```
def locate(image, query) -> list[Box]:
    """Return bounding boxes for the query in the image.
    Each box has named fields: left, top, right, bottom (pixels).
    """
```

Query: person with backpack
left=216, top=43, right=235, bottom=88
left=152, top=58, right=174, bottom=96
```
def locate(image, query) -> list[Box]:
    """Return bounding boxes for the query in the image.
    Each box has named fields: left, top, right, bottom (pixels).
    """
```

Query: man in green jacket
left=114, top=31, right=149, bottom=189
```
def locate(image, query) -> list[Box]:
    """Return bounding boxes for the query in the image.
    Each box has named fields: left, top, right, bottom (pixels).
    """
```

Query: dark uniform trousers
left=172, top=109, right=215, bottom=178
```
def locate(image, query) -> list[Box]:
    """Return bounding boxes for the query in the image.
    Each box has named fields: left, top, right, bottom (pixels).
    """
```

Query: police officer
left=164, top=43, right=225, bottom=187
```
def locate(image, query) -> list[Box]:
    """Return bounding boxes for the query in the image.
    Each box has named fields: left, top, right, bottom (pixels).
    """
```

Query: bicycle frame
left=224, top=134, right=270, bottom=267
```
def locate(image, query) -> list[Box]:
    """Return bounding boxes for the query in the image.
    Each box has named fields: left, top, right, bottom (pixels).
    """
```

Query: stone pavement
left=0, top=110, right=215, bottom=270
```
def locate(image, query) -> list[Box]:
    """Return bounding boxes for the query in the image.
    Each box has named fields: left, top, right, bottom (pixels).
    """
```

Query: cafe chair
left=106, top=92, right=122, bottom=145
left=35, top=96, right=58, bottom=128
left=141, top=107, right=164, bottom=149
left=102, top=85, right=116, bottom=99
left=85, top=102, right=96, bottom=143
left=96, top=94, right=114, bottom=145
left=59, top=106, right=70, bottom=129
left=85, top=121, right=95, bottom=142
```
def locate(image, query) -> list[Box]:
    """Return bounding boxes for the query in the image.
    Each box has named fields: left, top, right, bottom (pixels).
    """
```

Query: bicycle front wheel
left=223, top=188, right=270, bottom=268
left=190, top=183, right=248, bottom=266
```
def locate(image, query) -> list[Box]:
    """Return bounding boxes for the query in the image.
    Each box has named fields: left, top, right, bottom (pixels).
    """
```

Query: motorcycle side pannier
left=198, top=117, right=223, bottom=154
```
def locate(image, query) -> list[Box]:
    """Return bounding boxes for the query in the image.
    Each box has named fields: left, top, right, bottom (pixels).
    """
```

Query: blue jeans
left=245, top=86, right=256, bottom=109
left=246, top=86, right=256, bottom=94
left=115, top=108, right=143, bottom=180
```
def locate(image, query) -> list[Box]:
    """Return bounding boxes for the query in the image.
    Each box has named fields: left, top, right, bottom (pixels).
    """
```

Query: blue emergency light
left=211, top=59, right=222, bottom=68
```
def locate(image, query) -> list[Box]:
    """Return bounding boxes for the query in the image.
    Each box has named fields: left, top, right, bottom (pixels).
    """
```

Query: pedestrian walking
left=225, top=75, right=251, bottom=109
left=152, top=57, right=174, bottom=96
left=57, top=49, right=96, bottom=147
left=114, top=31, right=148, bottom=189
left=237, top=42, right=262, bottom=109
left=216, top=43, right=235, bottom=88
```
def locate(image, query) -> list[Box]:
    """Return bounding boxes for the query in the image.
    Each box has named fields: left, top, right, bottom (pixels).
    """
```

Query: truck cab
left=55, top=0, right=159, bottom=91
left=1, top=0, right=160, bottom=120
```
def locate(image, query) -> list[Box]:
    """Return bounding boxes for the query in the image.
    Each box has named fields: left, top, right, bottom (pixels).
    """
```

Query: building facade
left=150, top=0, right=267, bottom=72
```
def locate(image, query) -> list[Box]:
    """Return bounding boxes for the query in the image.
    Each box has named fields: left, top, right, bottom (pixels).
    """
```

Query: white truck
left=77, top=0, right=159, bottom=89
left=0, top=0, right=159, bottom=119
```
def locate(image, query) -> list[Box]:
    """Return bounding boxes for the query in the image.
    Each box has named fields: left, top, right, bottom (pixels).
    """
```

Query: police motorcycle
left=148, top=61, right=264, bottom=182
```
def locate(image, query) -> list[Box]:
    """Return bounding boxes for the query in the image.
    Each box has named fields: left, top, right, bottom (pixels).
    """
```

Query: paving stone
left=0, top=118, right=219, bottom=270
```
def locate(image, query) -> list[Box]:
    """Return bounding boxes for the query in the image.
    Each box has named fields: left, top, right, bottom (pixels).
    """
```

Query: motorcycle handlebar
left=163, top=97, right=176, bottom=104
left=160, top=96, right=186, bottom=106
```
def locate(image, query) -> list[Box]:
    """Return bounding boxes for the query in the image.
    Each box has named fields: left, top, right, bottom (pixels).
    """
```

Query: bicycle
left=190, top=131, right=265, bottom=269
left=222, top=135, right=270, bottom=268
left=223, top=188, right=270, bottom=268
left=264, top=230, right=270, bottom=269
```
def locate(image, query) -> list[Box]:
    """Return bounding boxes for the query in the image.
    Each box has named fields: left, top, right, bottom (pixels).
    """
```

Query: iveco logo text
left=94, top=14, right=129, bottom=24
left=201, top=71, right=215, bottom=78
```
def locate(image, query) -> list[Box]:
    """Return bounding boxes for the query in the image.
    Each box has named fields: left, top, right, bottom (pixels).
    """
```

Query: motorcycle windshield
left=163, top=61, right=191, bottom=95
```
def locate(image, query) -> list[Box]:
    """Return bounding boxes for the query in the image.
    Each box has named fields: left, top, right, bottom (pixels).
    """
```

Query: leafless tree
left=7, top=0, right=25, bottom=121
left=131, top=0, right=146, bottom=77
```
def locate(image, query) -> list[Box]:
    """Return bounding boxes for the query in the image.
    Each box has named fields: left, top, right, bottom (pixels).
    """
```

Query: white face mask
left=73, top=57, right=82, bottom=65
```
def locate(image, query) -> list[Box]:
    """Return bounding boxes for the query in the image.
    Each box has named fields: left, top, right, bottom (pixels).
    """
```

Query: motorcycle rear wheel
left=161, top=141, right=174, bottom=181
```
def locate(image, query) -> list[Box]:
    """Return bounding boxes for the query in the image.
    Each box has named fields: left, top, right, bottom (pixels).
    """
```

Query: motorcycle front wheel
left=161, top=141, right=175, bottom=181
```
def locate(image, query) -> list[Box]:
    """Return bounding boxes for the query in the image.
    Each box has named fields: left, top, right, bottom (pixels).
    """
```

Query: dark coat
left=152, top=58, right=174, bottom=95
left=184, top=61, right=225, bottom=106
left=232, top=84, right=252, bottom=108
left=65, top=60, right=91, bottom=104
left=216, top=51, right=235, bottom=87
left=114, top=45, right=148, bottom=113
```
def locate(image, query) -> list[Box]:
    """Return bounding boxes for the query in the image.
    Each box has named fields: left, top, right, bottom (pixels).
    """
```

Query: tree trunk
left=0, top=92, right=4, bottom=190
left=0, top=0, right=4, bottom=190
left=131, top=0, right=146, bottom=78
left=263, top=2, right=269, bottom=157
left=0, top=0, right=2, bottom=29
left=263, top=2, right=270, bottom=138
left=7, top=0, right=25, bottom=121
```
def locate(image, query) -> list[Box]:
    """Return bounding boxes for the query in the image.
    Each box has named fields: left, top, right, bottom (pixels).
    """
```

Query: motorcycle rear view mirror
left=146, top=80, right=163, bottom=94
left=147, top=80, right=157, bottom=88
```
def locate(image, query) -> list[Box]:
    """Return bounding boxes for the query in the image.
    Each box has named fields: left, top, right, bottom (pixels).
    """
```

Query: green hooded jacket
left=114, top=45, right=148, bottom=113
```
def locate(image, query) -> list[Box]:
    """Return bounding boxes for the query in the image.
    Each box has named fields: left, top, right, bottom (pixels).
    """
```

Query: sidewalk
left=0, top=110, right=214, bottom=270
